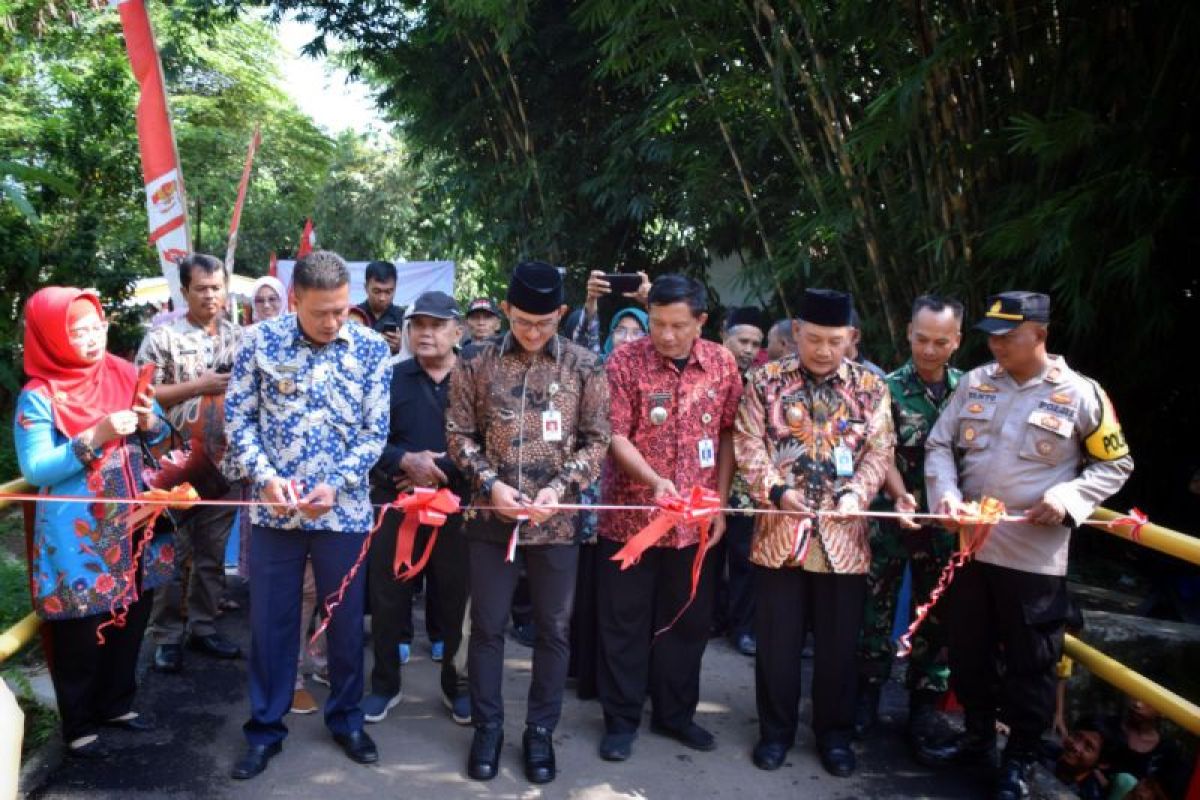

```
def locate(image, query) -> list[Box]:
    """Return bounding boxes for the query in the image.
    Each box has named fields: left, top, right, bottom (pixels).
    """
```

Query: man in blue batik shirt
left=224, top=250, right=391, bottom=780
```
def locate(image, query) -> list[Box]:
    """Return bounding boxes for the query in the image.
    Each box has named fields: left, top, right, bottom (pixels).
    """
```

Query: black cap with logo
left=407, top=290, right=461, bottom=320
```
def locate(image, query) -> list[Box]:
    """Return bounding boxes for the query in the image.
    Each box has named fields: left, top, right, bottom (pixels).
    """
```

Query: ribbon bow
left=309, top=488, right=462, bottom=651
left=610, top=486, right=723, bottom=570
left=391, top=487, right=462, bottom=580
left=896, top=497, right=1004, bottom=658
left=611, top=486, right=723, bottom=638
left=97, top=484, right=199, bottom=645
left=1108, top=507, right=1149, bottom=543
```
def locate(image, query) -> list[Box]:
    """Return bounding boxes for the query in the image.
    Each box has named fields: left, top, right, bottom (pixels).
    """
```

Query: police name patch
left=967, top=390, right=997, bottom=404
left=1037, top=400, right=1076, bottom=421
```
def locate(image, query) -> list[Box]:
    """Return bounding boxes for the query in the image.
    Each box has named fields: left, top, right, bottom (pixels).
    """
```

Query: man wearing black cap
left=920, top=291, right=1133, bottom=800
left=446, top=261, right=611, bottom=785
left=365, top=291, right=472, bottom=727
left=734, top=288, right=895, bottom=777
left=464, top=297, right=503, bottom=344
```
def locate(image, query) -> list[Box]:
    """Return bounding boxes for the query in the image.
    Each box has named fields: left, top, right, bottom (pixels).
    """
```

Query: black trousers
left=596, top=538, right=715, bottom=735
left=368, top=511, right=469, bottom=700
left=946, top=560, right=1067, bottom=758
left=46, top=589, right=153, bottom=744
left=724, top=515, right=757, bottom=639
left=568, top=541, right=599, bottom=699
left=468, top=539, right=578, bottom=730
left=754, top=567, right=866, bottom=749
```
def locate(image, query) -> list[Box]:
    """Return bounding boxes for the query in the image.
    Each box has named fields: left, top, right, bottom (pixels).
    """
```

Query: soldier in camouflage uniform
left=855, top=296, right=964, bottom=747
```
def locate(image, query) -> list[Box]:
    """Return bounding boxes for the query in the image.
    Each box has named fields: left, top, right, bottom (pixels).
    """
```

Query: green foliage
left=193, top=0, right=1198, bottom=523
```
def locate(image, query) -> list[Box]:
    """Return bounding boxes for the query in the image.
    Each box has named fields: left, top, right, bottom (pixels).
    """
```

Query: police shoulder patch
left=1084, top=383, right=1129, bottom=461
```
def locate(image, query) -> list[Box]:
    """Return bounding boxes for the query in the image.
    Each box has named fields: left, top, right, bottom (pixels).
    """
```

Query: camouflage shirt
left=886, top=360, right=961, bottom=510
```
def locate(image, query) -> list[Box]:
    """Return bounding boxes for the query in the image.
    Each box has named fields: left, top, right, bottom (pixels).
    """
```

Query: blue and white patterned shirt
left=224, top=313, right=391, bottom=532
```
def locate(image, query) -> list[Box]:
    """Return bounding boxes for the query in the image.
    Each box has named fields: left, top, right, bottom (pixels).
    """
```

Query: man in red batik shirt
left=595, top=274, right=743, bottom=762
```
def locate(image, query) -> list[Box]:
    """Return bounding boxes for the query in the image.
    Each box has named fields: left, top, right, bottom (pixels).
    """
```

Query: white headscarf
left=251, top=276, right=286, bottom=322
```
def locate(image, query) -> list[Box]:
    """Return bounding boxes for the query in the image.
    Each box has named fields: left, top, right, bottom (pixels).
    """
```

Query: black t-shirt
left=356, top=301, right=406, bottom=332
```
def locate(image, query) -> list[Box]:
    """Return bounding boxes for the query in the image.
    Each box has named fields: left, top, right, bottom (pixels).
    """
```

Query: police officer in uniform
left=919, top=292, right=1133, bottom=800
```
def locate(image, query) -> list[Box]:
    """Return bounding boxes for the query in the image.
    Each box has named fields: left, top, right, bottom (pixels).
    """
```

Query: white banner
left=276, top=260, right=456, bottom=307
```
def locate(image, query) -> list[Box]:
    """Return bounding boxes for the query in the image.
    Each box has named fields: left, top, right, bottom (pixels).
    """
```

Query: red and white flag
left=296, top=217, right=316, bottom=258
left=267, top=250, right=277, bottom=278
left=114, top=0, right=191, bottom=306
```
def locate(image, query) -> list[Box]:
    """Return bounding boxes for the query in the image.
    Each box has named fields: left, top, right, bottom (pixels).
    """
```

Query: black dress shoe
left=101, top=714, right=153, bottom=732
left=333, top=729, right=378, bottom=764
left=187, top=633, right=241, bottom=659
left=467, top=725, right=503, bottom=781
left=523, top=724, right=556, bottom=784
left=819, top=744, right=856, bottom=777
left=649, top=721, right=716, bottom=752
left=915, top=730, right=997, bottom=768
left=752, top=739, right=789, bottom=771
left=599, top=731, right=636, bottom=762
left=67, top=738, right=112, bottom=760
left=154, top=643, right=182, bottom=673
left=231, top=742, right=281, bottom=779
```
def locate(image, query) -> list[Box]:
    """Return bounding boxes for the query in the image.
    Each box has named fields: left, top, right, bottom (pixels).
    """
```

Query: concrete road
left=27, top=586, right=984, bottom=799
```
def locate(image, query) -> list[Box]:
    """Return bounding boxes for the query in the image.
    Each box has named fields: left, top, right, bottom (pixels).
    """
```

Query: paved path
left=26, top=583, right=984, bottom=799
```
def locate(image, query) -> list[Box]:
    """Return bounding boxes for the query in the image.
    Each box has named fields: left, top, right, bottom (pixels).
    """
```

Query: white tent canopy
left=127, top=260, right=456, bottom=310
left=124, top=274, right=261, bottom=307
left=275, top=260, right=455, bottom=307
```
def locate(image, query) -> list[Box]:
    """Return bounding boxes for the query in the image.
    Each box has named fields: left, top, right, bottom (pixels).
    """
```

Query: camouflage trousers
left=857, top=519, right=956, bottom=692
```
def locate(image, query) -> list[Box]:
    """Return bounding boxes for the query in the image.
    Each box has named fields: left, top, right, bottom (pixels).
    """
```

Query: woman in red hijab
left=15, top=287, right=175, bottom=758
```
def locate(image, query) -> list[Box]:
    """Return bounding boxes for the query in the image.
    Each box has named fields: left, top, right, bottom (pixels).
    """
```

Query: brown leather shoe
left=290, top=688, right=318, bottom=715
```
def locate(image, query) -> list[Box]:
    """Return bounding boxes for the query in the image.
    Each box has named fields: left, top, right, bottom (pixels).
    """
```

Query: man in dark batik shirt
left=446, top=261, right=610, bottom=786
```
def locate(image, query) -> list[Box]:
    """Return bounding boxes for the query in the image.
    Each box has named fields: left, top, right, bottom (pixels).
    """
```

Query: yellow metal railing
left=1087, top=507, right=1200, bottom=567
left=0, top=478, right=31, bottom=512
left=1064, top=634, right=1200, bottom=736
left=0, top=479, right=35, bottom=665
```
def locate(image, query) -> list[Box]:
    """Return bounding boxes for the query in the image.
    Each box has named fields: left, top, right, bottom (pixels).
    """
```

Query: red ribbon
left=309, top=505, right=387, bottom=651
left=896, top=497, right=1004, bottom=658
left=308, top=487, right=462, bottom=650
left=1109, top=507, right=1149, bottom=543
left=610, top=486, right=723, bottom=638
left=390, top=487, right=461, bottom=581
left=97, top=484, right=199, bottom=645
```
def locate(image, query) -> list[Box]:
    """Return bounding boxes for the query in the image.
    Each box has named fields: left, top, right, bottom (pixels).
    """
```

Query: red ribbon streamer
left=390, top=487, right=461, bottom=581
left=610, top=486, right=723, bottom=638
left=97, top=484, right=199, bottom=645
left=1109, top=507, right=1149, bottom=543
left=896, top=497, right=1004, bottom=658
left=308, top=505, right=388, bottom=652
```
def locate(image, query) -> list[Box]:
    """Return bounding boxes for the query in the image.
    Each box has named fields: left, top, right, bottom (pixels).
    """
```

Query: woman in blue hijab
left=602, top=307, right=648, bottom=359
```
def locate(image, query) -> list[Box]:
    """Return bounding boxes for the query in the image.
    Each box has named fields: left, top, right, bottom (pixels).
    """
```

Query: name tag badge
left=542, top=409, right=563, bottom=442
left=833, top=445, right=854, bottom=477
left=698, top=437, right=716, bottom=469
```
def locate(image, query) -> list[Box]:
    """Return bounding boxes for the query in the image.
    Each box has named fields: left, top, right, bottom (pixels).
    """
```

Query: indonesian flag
left=297, top=218, right=315, bottom=258
left=267, top=250, right=277, bottom=278
left=114, top=0, right=191, bottom=307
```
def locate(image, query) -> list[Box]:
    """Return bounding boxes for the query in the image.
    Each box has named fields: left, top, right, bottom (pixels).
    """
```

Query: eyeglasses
left=254, top=296, right=281, bottom=306
left=67, top=321, right=108, bottom=342
left=509, top=316, right=559, bottom=334
left=612, top=329, right=646, bottom=342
